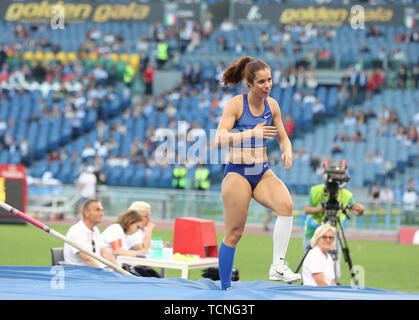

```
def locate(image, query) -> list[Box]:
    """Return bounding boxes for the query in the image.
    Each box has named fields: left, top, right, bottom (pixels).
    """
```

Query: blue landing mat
left=0, top=266, right=418, bottom=300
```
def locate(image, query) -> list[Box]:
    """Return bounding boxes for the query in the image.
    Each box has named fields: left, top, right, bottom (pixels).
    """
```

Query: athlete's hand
left=252, top=121, right=278, bottom=140
left=281, top=151, right=293, bottom=170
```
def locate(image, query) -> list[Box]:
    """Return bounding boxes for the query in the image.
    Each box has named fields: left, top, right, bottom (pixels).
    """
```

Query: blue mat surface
left=0, top=266, right=418, bottom=300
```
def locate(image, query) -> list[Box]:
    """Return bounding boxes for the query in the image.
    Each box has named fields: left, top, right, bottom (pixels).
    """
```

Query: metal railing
left=25, top=185, right=416, bottom=231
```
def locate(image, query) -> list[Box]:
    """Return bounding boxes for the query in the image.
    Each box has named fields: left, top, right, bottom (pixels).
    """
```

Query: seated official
left=125, top=201, right=155, bottom=253
left=125, top=201, right=171, bottom=252
left=102, top=210, right=144, bottom=257
left=64, top=199, right=118, bottom=268
left=102, top=209, right=162, bottom=277
left=302, top=224, right=337, bottom=286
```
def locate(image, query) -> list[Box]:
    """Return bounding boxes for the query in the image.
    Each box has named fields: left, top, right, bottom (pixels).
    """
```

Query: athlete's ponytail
left=222, top=56, right=270, bottom=86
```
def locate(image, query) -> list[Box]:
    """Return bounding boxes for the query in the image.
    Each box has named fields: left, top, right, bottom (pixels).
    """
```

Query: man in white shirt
left=402, top=186, right=418, bottom=224
left=76, top=166, right=97, bottom=218
left=64, top=199, right=117, bottom=268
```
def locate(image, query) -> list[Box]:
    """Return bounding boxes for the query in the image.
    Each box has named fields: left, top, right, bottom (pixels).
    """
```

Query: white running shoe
left=269, top=264, right=301, bottom=284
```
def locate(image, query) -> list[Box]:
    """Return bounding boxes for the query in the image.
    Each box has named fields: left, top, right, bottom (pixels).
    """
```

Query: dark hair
left=117, top=210, right=142, bottom=232
left=222, top=56, right=270, bottom=86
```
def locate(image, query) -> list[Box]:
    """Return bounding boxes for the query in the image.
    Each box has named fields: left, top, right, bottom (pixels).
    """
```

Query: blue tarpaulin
left=0, top=266, right=418, bottom=300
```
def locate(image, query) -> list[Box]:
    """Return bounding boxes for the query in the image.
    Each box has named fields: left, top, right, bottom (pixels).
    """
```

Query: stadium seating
left=0, top=11, right=418, bottom=196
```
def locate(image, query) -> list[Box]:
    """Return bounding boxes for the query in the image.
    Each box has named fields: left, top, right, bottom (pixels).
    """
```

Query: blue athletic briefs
left=224, top=162, right=270, bottom=190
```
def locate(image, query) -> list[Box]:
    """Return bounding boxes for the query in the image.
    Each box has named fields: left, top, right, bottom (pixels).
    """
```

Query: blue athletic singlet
left=231, top=94, right=273, bottom=148
left=224, top=94, right=273, bottom=190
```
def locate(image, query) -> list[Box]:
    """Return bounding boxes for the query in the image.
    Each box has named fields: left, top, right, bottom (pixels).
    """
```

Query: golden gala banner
left=0, top=0, right=200, bottom=23
left=232, top=2, right=417, bottom=27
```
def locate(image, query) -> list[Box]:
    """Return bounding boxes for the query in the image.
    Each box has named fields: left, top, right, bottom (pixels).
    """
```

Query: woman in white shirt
left=103, top=209, right=163, bottom=278
left=102, top=210, right=144, bottom=257
left=302, top=223, right=336, bottom=286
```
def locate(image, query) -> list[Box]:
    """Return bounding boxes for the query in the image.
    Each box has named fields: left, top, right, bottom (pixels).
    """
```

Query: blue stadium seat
left=0, top=150, right=9, bottom=163
left=130, top=164, right=146, bottom=187
left=106, top=165, right=123, bottom=186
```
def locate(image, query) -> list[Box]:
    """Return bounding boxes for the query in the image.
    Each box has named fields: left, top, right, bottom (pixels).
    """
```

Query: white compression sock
left=272, top=215, right=293, bottom=266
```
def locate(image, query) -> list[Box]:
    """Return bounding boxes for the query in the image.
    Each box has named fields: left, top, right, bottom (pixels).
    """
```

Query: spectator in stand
left=331, top=142, right=343, bottom=155
left=81, top=143, right=96, bottom=162
left=309, top=153, right=321, bottom=173
left=397, top=65, right=408, bottom=89
left=367, top=25, right=383, bottom=38
left=216, top=36, right=227, bottom=52
left=190, top=63, right=202, bottom=87
left=143, top=62, right=155, bottom=97
left=364, top=150, right=373, bottom=164
left=0, top=44, right=6, bottom=69
left=303, top=91, right=316, bottom=106
left=71, top=113, right=83, bottom=139
left=395, top=124, right=407, bottom=141
left=355, top=69, right=367, bottom=104
left=283, top=114, right=295, bottom=139
left=136, top=35, right=148, bottom=53
left=412, top=64, right=419, bottom=89
left=372, top=150, right=384, bottom=164
left=337, top=85, right=349, bottom=113
left=372, top=47, right=388, bottom=69
left=92, top=154, right=106, bottom=185
left=202, top=10, right=214, bottom=39
left=312, top=98, right=326, bottom=125
left=76, top=166, right=97, bottom=218
left=379, top=185, right=394, bottom=206
left=92, top=64, right=108, bottom=87
left=317, top=47, right=333, bottom=68
left=343, top=107, right=357, bottom=127
left=234, top=39, right=245, bottom=54
left=402, top=185, right=418, bottom=224
left=359, top=41, right=370, bottom=54
left=368, top=184, right=381, bottom=205
left=355, top=109, right=366, bottom=125
left=334, top=130, right=350, bottom=143
left=19, top=137, right=31, bottom=166
left=183, top=62, right=192, bottom=85
left=378, top=105, right=390, bottom=126
left=47, top=150, right=60, bottom=163
left=352, top=130, right=365, bottom=143
left=407, top=123, right=418, bottom=144
left=366, top=69, right=383, bottom=99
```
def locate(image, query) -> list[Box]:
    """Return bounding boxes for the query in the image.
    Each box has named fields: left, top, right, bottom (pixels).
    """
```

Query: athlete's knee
left=224, top=227, right=244, bottom=246
left=278, top=199, right=293, bottom=217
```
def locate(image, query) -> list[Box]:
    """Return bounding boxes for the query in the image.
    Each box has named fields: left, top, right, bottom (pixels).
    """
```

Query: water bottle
left=156, top=237, right=164, bottom=259
left=149, top=237, right=157, bottom=259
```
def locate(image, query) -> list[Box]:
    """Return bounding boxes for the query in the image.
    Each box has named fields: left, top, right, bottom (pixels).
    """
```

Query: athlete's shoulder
left=224, top=94, right=244, bottom=111
left=266, top=96, right=280, bottom=113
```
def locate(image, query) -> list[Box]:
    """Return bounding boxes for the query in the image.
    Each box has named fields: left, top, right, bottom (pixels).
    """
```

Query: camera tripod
left=295, top=202, right=358, bottom=286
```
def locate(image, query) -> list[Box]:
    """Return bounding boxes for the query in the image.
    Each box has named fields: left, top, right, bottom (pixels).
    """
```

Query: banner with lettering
left=232, top=3, right=419, bottom=27
left=0, top=1, right=201, bottom=24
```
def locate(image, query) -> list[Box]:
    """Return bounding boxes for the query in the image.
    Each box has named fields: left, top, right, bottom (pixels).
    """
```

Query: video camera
left=323, top=159, right=350, bottom=195
left=322, top=159, right=351, bottom=225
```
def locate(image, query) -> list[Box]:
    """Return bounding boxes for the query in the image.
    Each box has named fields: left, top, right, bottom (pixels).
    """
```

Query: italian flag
left=164, top=13, right=178, bottom=26
left=405, top=16, right=415, bottom=28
